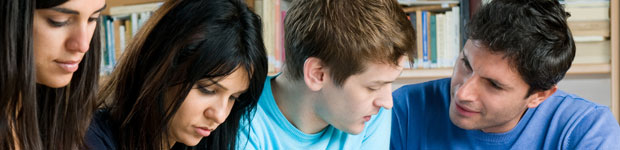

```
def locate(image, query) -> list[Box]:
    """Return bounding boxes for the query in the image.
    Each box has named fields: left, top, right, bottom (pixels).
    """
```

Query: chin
left=39, top=79, right=71, bottom=88
left=180, top=138, right=202, bottom=147
left=448, top=110, right=478, bottom=130
left=341, top=123, right=365, bottom=135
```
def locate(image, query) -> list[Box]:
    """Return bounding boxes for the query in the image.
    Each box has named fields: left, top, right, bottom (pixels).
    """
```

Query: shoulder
left=539, top=91, right=620, bottom=148
left=392, top=78, right=451, bottom=112
left=543, top=90, right=611, bottom=117
left=393, top=78, right=451, bottom=99
left=86, top=109, right=117, bottom=150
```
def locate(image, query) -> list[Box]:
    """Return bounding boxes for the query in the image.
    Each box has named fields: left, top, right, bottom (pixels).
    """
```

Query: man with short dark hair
left=391, top=0, right=620, bottom=149
left=236, top=0, right=416, bottom=149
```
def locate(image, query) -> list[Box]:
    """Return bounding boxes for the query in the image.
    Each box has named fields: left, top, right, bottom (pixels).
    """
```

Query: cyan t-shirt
left=236, top=75, right=392, bottom=150
left=391, top=78, right=620, bottom=150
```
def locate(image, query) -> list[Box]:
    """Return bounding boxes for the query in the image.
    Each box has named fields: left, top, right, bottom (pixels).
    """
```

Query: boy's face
left=315, top=57, right=405, bottom=134
left=449, top=40, right=543, bottom=133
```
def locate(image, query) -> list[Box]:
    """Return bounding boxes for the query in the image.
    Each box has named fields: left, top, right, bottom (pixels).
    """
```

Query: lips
left=55, top=59, right=81, bottom=73
left=455, top=103, right=479, bottom=117
left=363, top=116, right=372, bottom=122
left=194, top=127, right=212, bottom=137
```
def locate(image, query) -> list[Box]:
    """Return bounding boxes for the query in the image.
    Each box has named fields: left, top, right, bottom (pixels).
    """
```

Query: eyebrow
left=212, top=82, right=229, bottom=91
left=483, top=77, right=509, bottom=89
left=462, top=51, right=510, bottom=90
left=370, top=80, right=394, bottom=85
left=51, top=5, right=107, bottom=15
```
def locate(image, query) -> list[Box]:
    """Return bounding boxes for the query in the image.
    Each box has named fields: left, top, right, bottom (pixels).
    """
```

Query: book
left=416, top=11, right=423, bottom=68
left=568, top=20, right=610, bottom=37
left=422, top=11, right=429, bottom=68
left=573, top=40, right=611, bottom=64
left=430, top=14, right=438, bottom=66
left=565, top=1, right=609, bottom=21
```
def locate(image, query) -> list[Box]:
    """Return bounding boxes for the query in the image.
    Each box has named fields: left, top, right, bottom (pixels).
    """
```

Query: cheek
left=342, top=88, right=372, bottom=111
left=33, top=23, right=65, bottom=62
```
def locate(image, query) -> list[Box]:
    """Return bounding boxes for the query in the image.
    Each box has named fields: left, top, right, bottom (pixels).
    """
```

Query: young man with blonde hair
left=236, top=0, right=416, bottom=149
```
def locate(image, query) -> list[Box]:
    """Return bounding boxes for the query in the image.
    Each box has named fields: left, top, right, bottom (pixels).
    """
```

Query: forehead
left=344, top=59, right=404, bottom=85
left=203, top=68, right=250, bottom=91
left=52, top=0, right=106, bottom=13
left=463, top=40, right=527, bottom=88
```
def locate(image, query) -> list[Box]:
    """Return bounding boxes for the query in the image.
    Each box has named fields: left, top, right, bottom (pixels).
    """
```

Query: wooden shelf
left=566, top=63, right=611, bottom=75
left=399, top=67, right=453, bottom=79
left=398, top=63, right=612, bottom=79
left=611, top=0, right=619, bottom=122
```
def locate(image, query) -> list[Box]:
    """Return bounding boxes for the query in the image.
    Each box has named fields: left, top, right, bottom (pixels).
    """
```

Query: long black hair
left=0, top=0, right=41, bottom=149
left=98, top=0, right=266, bottom=149
left=35, top=0, right=101, bottom=149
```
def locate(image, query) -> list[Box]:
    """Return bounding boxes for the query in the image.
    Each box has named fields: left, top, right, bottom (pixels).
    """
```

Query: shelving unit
left=400, top=64, right=613, bottom=79
left=611, top=0, right=619, bottom=121
left=103, top=0, right=619, bottom=122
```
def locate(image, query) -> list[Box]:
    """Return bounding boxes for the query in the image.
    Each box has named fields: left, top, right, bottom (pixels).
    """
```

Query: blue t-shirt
left=236, top=75, right=392, bottom=150
left=390, top=78, right=620, bottom=150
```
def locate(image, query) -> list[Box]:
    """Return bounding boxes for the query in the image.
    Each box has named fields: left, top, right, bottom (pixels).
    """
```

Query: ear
left=303, top=57, right=326, bottom=91
left=526, top=85, right=558, bottom=108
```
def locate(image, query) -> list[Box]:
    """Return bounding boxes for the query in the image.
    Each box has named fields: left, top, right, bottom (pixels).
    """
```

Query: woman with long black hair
left=86, top=0, right=267, bottom=149
left=1, top=0, right=105, bottom=149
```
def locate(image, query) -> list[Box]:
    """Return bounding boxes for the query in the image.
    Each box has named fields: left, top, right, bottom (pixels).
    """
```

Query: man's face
left=449, top=40, right=541, bottom=133
left=315, top=57, right=405, bottom=134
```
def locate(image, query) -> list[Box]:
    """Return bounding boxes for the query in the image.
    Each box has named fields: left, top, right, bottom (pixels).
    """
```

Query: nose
left=374, top=86, right=394, bottom=110
left=65, top=23, right=91, bottom=53
left=205, top=96, right=233, bottom=124
left=456, top=75, right=480, bottom=102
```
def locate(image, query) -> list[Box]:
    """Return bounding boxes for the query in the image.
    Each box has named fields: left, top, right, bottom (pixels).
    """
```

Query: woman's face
left=33, top=0, right=105, bottom=88
left=168, top=68, right=250, bottom=146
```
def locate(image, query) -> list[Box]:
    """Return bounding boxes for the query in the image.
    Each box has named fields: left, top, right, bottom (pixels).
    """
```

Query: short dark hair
left=99, top=0, right=266, bottom=149
left=466, top=0, right=575, bottom=96
left=283, top=0, right=416, bottom=86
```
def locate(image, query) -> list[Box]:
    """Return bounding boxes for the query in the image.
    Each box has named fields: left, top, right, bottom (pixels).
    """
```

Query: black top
left=85, top=109, right=118, bottom=150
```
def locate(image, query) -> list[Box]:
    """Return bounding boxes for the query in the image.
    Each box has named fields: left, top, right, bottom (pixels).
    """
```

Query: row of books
left=99, top=2, right=162, bottom=75
left=405, top=7, right=462, bottom=69
left=565, top=0, right=611, bottom=64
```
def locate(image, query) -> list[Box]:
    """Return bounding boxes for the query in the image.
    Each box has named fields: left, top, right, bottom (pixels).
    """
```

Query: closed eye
left=197, top=84, right=216, bottom=95
left=47, top=19, right=68, bottom=27
left=461, top=57, right=472, bottom=71
left=88, top=17, right=98, bottom=22
left=229, top=96, right=240, bottom=102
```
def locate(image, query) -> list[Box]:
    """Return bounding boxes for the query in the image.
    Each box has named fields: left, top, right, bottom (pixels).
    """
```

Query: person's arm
left=390, top=97, right=407, bottom=150
left=361, top=108, right=392, bottom=150
left=566, top=106, right=620, bottom=150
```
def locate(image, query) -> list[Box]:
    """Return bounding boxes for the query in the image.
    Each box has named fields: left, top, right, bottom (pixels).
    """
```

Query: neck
left=272, top=74, right=328, bottom=134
